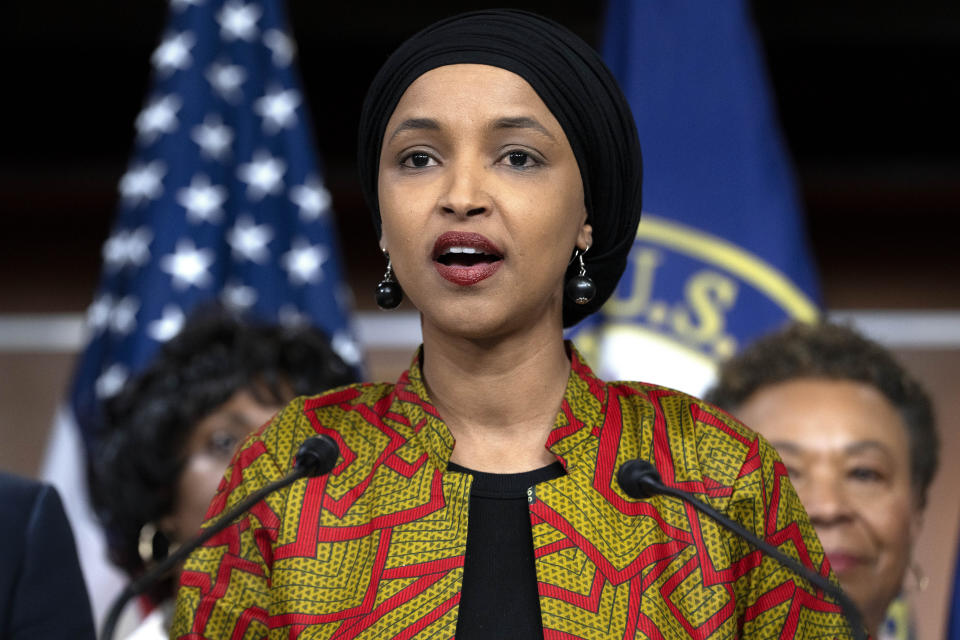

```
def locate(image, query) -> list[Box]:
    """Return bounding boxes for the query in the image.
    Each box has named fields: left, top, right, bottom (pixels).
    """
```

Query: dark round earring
left=375, top=254, right=403, bottom=309
left=565, top=247, right=596, bottom=305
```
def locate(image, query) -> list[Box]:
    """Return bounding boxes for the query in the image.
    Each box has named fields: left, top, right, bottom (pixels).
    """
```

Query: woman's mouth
left=432, top=232, right=503, bottom=286
left=825, top=551, right=867, bottom=574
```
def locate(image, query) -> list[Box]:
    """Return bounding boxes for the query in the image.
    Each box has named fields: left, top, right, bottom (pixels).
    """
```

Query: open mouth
left=432, top=232, right=504, bottom=265
left=432, top=232, right=504, bottom=286
left=435, top=246, right=503, bottom=267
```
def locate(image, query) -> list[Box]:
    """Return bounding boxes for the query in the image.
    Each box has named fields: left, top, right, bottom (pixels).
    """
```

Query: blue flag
left=41, top=0, right=359, bottom=623
left=68, top=0, right=360, bottom=450
left=574, top=0, right=820, bottom=394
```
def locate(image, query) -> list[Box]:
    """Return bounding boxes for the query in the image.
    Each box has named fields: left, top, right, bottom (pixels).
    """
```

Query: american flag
left=69, top=0, right=360, bottom=450
left=43, top=0, right=359, bottom=625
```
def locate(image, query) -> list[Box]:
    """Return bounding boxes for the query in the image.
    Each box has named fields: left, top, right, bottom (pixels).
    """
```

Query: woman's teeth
left=436, top=246, right=501, bottom=266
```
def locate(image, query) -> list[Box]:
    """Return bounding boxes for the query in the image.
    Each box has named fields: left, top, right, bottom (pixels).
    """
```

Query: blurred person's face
left=162, top=388, right=281, bottom=542
left=735, top=377, right=920, bottom=633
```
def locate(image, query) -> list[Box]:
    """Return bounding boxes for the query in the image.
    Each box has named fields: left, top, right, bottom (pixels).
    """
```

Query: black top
left=449, top=460, right=566, bottom=640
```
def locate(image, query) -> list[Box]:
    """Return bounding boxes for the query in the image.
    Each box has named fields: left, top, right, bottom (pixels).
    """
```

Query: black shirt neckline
left=447, top=461, right=565, bottom=499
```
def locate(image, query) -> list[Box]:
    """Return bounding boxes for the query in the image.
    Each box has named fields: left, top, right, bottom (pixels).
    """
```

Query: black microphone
left=617, top=459, right=867, bottom=640
left=100, top=435, right=340, bottom=640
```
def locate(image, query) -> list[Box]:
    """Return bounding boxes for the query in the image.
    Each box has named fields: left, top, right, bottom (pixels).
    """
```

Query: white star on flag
left=152, top=31, right=195, bottom=75
left=110, top=296, right=140, bottom=335
left=237, top=150, right=286, bottom=200
left=218, top=0, right=261, bottom=41
left=290, top=177, right=331, bottom=221
left=254, top=87, right=300, bottom=133
left=332, top=331, right=363, bottom=367
left=227, top=215, right=273, bottom=263
left=147, top=305, right=186, bottom=342
left=102, top=227, right=152, bottom=271
left=281, top=238, right=328, bottom=285
left=118, top=161, right=166, bottom=206
left=177, top=174, right=228, bottom=223
left=191, top=115, right=233, bottom=160
left=86, top=294, right=115, bottom=333
left=263, top=29, right=295, bottom=66
left=96, top=364, right=129, bottom=399
left=206, top=61, right=246, bottom=102
left=135, top=94, right=181, bottom=144
left=221, top=280, right=258, bottom=310
left=160, top=239, right=216, bottom=290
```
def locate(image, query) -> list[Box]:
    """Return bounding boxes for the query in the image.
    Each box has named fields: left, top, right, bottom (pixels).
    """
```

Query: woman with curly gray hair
left=706, top=321, right=938, bottom=638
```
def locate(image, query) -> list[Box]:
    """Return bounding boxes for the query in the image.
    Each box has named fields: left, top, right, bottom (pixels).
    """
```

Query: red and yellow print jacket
left=172, top=348, right=852, bottom=639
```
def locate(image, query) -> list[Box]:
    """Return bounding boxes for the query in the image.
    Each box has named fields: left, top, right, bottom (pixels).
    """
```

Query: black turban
left=357, top=9, right=643, bottom=327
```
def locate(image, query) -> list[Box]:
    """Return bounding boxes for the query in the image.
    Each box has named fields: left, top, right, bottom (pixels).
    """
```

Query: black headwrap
left=357, top=9, right=642, bottom=327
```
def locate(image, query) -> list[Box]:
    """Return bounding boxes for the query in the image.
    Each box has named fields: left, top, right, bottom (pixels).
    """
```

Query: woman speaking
left=172, top=10, right=853, bottom=638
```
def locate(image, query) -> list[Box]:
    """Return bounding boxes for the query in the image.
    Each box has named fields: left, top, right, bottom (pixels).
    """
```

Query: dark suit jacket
left=0, top=472, right=95, bottom=639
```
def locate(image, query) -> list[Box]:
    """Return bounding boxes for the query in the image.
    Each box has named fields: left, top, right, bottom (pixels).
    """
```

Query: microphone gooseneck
left=100, top=434, right=340, bottom=640
left=617, top=458, right=867, bottom=640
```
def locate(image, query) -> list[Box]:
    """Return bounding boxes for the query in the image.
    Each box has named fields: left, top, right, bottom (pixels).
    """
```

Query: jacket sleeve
left=171, top=400, right=304, bottom=640
left=726, top=433, right=854, bottom=639
left=7, top=482, right=96, bottom=640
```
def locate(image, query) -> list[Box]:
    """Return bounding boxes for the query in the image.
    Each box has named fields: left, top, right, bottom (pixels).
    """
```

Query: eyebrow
left=768, top=440, right=893, bottom=457
left=387, top=115, right=558, bottom=144
left=844, top=440, right=893, bottom=456
left=770, top=441, right=802, bottom=456
left=387, top=118, right=441, bottom=143
left=491, top=116, right=556, bottom=141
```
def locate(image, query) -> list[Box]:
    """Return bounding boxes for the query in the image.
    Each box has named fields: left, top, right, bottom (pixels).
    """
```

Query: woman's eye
left=501, top=150, right=537, bottom=168
left=848, top=467, right=883, bottom=483
left=208, top=431, right=240, bottom=458
left=401, top=152, right=436, bottom=168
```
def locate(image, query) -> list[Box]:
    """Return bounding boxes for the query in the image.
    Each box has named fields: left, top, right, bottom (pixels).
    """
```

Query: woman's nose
left=439, top=159, right=489, bottom=218
left=802, top=474, right=855, bottom=526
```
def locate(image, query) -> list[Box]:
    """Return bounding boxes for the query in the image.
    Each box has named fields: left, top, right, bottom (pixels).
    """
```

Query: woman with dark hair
left=91, top=308, right=357, bottom=638
left=706, top=321, right=939, bottom=639
left=172, top=11, right=853, bottom=638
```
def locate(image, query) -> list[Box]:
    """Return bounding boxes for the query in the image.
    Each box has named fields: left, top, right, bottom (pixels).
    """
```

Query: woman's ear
left=576, top=224, right=593, bottom=251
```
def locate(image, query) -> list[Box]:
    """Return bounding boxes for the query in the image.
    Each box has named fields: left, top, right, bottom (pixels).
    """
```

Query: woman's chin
left=418, top=303, right=546, bottom=343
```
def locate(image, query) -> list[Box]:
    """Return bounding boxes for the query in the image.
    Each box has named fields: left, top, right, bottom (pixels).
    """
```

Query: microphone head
left=295, top=435, right=340, bottom=477
left=617, top=458, right=662, bottom=500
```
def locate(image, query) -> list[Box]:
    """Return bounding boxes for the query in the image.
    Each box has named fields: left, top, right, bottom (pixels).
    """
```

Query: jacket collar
left=393, top=343, right=609, bottom=472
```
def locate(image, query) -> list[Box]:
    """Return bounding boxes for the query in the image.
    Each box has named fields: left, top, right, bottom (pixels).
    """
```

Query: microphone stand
left=100, top=435, right=339, bottom=640
left=618, top=459, right=867, bottom=640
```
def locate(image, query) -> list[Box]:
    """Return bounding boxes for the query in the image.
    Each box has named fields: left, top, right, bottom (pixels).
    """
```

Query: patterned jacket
left=172, top=348, right=852, bottom=639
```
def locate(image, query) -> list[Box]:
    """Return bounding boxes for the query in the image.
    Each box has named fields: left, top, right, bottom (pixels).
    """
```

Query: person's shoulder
left=0, top=470, right=42, bottom=498
left=249, top=382, right=398, bottom=469
left=300, top=381, right=396, bottom=411
left=0, top=472, right=58, bottom=521
left=605, top=379, right=761, bottom=485
left=609, top=379, right=756, bottom=439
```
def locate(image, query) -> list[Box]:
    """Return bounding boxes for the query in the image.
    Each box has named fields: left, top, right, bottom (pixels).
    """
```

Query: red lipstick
left=432, top=231, right=503, bottom=286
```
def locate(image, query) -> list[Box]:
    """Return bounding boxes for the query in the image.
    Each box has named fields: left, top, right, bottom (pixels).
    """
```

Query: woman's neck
left=420, top=323, right=571, bottom=473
